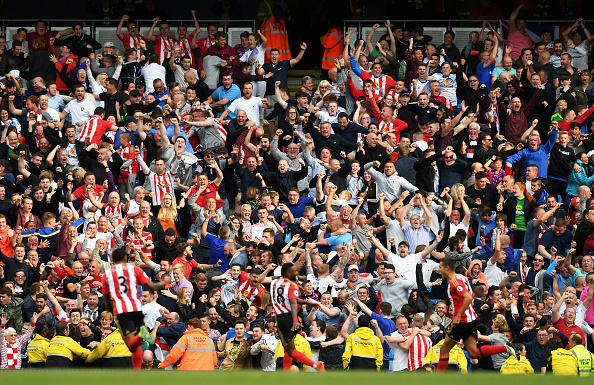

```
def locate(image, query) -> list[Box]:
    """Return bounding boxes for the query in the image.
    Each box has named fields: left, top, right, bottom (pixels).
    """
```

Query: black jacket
left=29, top=47, right=56, bottom=82
left=55, top=34, right=102, bottom=59
left=499, top=196, right=537, bottom=226
left=414, top=151, right=440, bottom=192
left=262, top=167, right=309, bottom=202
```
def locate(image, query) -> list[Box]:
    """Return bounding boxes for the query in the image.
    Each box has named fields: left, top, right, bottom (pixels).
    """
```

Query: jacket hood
left=356, top=327, right=378, bottom=338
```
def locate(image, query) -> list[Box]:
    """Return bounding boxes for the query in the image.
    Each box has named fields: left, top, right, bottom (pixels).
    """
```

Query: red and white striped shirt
left=214, top=118, right=227, bottom=144
left=22, top=213, right=34, bottom=225
left=105, top=203, right=124, bottom=226
left=197, top=36, right=216, bottom=58
left=238, top=271, right=266, bottom=306
left=122, top=34, right=147, bottom=58
left=125, top=231, right=153, bottom=266
left=146, top=171, right=175, bottom=206
left=448, top=274, right=477, bottom=324
left=154, top=35, right=177, bottom=64
left=101, top=264, right=150, bottom=315
left=407, top=334, right=432, bottom=370
left=119, top=144, right=140, bottom=183
left=0, top=323, right=35, bottom=369
left=178, top=33, right=195, bottom=67
left=271, top=278, right=299, bottom=315
left=78, top=115, right=113, bottom=145
left=88, top=271, right=106, bottom=291
left=154, top=336, right=170, bottom=364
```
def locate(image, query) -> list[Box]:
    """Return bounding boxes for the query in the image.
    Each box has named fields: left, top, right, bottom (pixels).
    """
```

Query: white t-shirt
left=306, top=335, right=326, bottom=371
left=44, top=107, right=60, bottom=122
left=387, top=252, right=423, bottom=281
left=64, top=99, right=95, bottom=129
left=422, top=260, right=440, bottom=286
left=141, top=63, right=167, bottom=93
left=228, top=96, right=263, bottom=125
left=385, top=219, right=405, bottom=248
left=388, top=330, right=410, bottom=371
left=485, top=259, right=506, bottom=287
left=128, top=200, right=142, bottom=216
left=142, top=300, right=165, bottom=329
left=449, top=221, right=469, bottom=247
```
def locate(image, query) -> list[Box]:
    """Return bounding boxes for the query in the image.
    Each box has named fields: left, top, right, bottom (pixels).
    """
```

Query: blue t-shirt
left=326, top=233, right=353, bottom=251
left=475, top=213, right=496, bottom=253
left=152, top=86, right=169, bottom=109
left=205, top=233, right=229, bottom=271
left=371, top=312, right=397, bottom=361
left=539, top=228, right=573, bottom=257
left=314, top=306, right=340, bottom=326
left=211, top=84, right=241, bottom=119
left=476, top=61, right=495, bottom=90
left=165, top=123, right=193, bottom=153
left=287, top=197, right=314, bottom=220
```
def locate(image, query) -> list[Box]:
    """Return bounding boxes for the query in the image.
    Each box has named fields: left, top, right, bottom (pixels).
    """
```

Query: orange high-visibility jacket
left=261, top=16, right=292, bottom=62
left=160, top=328, right=217, bottom=371
left=320, top=27, right=344, bottom=69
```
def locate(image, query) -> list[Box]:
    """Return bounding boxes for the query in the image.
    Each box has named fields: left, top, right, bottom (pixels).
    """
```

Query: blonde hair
left=172, top=263, right=185, bottom=272
left=451, top=183, right=465, bottom=202
left=176, top=286, right=189, bottom=303
left=317, top=80, right=331, bottom=94
left=260, top=291, right=271, bottom=309
left=96, top=73, right=108, bottom=88
left=100, top=310, right=113, bottom=320
left=158, top=192, right=178, bottom=220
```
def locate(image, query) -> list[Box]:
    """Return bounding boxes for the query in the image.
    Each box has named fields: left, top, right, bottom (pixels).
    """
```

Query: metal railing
left=0, top=19, right=260, bottom=54
left=342, top=19, right=594, bottom=53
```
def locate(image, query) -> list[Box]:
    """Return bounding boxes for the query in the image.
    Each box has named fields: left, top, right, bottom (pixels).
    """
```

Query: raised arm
left=460, top=197, right=471, bottom=226
left=290, top=43, right=307, bottom=67
left=508, top=4, right=524, bottom=33
left=146, top=17, right=159, bottom=42
left=366, top=24, right=379, bottom=54
left=115, top=15, right=129, bottom=41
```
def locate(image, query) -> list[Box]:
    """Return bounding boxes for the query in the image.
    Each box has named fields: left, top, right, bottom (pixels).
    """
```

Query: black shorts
left=276, top=313, right=296, bottom=346
left=445, top=319, right=478, bottom=342
left=115, top=311, right=145, bottom=337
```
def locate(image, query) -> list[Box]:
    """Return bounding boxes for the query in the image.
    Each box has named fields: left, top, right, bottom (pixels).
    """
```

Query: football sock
left=476, top=345, right=506, bottom=358
left=283, top=352, right=293, bottom=371
left=131, top=347, right=142, bottom=370
left=290, top=350, right=316, bottom=367
left=436, top=356, right=449, bottom=372
left=128, top=335, right=143, bottom=352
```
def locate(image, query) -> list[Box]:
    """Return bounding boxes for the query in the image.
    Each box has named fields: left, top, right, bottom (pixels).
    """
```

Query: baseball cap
left=400, top=90, right=410, bottom=97
left=203, top=149, right=215, bottom=157
left=104, top=41, right=115, bottom=48
left=8, top=70, right=19, bottom=78
left=156, top=316, right=167, bottom=323
left=123, top=116, right=138, bottom=125
left=348, top=264, right=359, bottom=272
left=398, top=241, right=410, bottom=248
left=62, top=41, right=73, bottom=50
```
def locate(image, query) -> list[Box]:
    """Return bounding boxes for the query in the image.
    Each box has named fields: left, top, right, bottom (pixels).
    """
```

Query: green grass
left=2, top=370, right=593, bottom=384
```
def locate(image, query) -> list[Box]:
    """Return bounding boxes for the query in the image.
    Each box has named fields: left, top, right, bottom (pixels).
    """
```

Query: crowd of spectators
left=1, top=5, right=594, bottom=374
